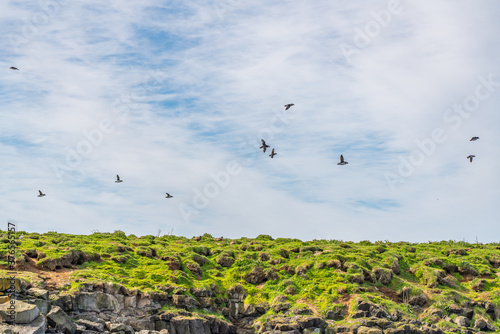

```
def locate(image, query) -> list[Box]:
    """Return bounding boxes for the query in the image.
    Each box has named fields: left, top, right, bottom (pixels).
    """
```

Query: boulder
left=74, top=292, right=119, bottom=312
left=454, top=316, right=470, bottom=328
left=47, top=306, right=76, bottom=334
left=25, top=288, right=49, bottom=300
left=357, top=326, right=383, bottom=334
left=216, top=255, right=235, bottom=268
left=474, top=317, right=488, bottom=330
left=0, top=300, right=40, bottom=324
left=76, top=319, right=105, bottom=332
left=245, top=266, right=266, bottom=284
left=373, top=268, right=393, bottom=285
left=0, top=314, right=46, bottom=334
left=110, top=323, right=135, bottom=333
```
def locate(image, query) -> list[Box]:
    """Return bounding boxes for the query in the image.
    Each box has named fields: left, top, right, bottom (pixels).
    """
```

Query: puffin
left=260, top=139, right=270, bottom=153
left=337, top=154, right=348, bottom=165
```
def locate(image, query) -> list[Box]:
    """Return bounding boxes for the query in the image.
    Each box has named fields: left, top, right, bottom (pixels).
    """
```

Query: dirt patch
left=378, top=286, right=400, bottom=303
left=0, top=257, right=76, bottom=291
left=296, top=298, right=320, bottom=316
left=339, top=293, right=354, bottom=308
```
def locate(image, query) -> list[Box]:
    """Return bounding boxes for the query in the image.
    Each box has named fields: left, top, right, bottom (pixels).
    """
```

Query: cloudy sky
left=1, top=0, right=499, bottom=242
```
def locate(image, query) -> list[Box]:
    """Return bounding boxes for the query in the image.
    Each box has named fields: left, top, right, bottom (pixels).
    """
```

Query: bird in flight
left=337, top=154, right=348, bottom=165
left=115, top=175, right=123, bottom=183
left=467, top=155, right=475, bottom=163
left=269, top=148, right=277, bottom=158
left=470, top=137, right=479, bottom=141
left=37, top=190, right=46, bottom=197
left=260, top=139, right=270, bottom=153
left=10, top=67, right=19, bottom=71
left=166, top=193, right=173, bottom=198
left=284, top=104, right=294, bottom=110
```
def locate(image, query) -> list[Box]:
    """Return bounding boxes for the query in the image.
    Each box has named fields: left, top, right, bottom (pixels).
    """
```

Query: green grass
left=1, top=230, right=500, bottom=323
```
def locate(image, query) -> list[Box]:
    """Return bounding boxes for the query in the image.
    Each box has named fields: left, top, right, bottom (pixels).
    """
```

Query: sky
left=0, top=0, right=499, bottom=242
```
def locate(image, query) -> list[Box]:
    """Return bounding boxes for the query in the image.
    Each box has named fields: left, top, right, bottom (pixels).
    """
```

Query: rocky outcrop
left=0, top=300, right=40, bottom=324
left=1, top=278, right=500, bottom=334
left=46, top=306, right=76, bottom=333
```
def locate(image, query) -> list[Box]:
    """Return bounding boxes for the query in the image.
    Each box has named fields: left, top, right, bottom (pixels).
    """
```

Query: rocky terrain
left=1, top=231, right=500, bottom=333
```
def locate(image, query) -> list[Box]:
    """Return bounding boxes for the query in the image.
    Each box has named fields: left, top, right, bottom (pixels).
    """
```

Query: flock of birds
left=467, top=136, right=480, bottom=162
left=8, top=66, right=481, bottom=200
left=259, top=104, right=348, bottom=165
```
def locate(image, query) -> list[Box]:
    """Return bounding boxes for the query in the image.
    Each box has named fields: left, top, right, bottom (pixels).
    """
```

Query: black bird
left=284, top=104, right=294, bottom=110
left=467, top=155, right=475, bottom=163
left=10, top=67, right=19, bottom=71
left=166, top=193, right=173, bottom=198
left=269, top=148, right=277, bottom=158
left=115, top=175, right=123, bottom=183
left=37, top=190, right=46, bottom=197
left=337, top=154, right=348, bottom=165
left=470, top=137, right=479, bottom=141
left=260, top=139, right=270, bottom=153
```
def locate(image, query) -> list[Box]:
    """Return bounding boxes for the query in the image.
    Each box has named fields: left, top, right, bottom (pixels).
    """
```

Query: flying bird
left=284, top=104, right=294, bottom=110
left=467, top=155, right=475, bottom=163
left=10, top=67, right=19, bottom=71
left=165, top=193, right=173, bottom=198
left=115, top=175, right=123, bottom=183
left=269, top=148, right=277, bottom=158
left=37, top=190, right=46, bottom=197
left=337, top=155, right=348, bottom=165
left=260, top=139, right=270, bottom=153
left=470, top=137, right=479, bottom=141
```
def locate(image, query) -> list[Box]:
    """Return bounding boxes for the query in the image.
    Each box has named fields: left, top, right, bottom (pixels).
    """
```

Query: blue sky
left=1, top=1, right=499, bottom=242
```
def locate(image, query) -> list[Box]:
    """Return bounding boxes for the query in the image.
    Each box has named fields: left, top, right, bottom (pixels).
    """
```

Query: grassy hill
left=1, top=230, right=500, bottom=331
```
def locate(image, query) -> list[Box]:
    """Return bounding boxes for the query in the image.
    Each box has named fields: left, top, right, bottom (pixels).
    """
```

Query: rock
left=0, top=314, right=46, bottom=334
left=55, top=294, right=74, bottom=312
left=374, top=268, right=392, bottom=285
left=391, top=258, right=401, bottom=275
left=0, top=300, right=40, bottom=324
left=409, top=293, right=427, bottom=306
left=110, top=323, right=135, bottom=333
left=245, top=266, right=266, bottom=284
left=357, top=326, right=383, bottom=334
left=279, top=249, right=290, bottom=259
left=472, top=279, right=486, bottom=292
left=447, top=304, right=463, bottom=315
left=271, top=302, right=291, bottom=312
left=77, top=319, right=105, bottom=332
left=26, top=288, right=49, bottom=300
left=474, top=317, right=488, bottom=330
left=74, top=292, right=119, bottom=312
left=259, top=253, right=270, bottom=261
left=454, top=316, right=470, bottom=327
left=161, top=256, right=181, bottom=271
left=32, top=299, right=51, bottom=315
left=265, top=268, right=279, bottom=281
left=192, top=254, right=209, bottom=266
left=47, top=306, right=77, bottom=334
left=325, top=308, right=344, bottom=320
left=186, top=262, right=202, bottom=279
left=216, top=254, right=235, bottom=267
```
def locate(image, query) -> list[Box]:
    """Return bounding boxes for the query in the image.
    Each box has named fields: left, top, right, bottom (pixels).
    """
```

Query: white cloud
left=0, top=1, right=498, bottom=242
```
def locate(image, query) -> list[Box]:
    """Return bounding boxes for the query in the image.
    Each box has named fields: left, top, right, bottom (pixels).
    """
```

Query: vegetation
left=1, top=230, right=500, bottom=328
